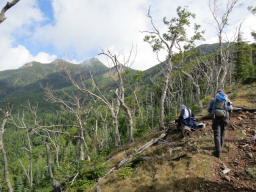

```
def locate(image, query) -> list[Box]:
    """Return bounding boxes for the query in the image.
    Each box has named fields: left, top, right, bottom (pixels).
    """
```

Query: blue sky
left=0, top=0, right=255, bottom=71
left=12, top=0, right=55, bottom=56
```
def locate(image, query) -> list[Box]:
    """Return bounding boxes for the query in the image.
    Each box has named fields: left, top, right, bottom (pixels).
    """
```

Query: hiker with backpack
left=177, top=104, right=205, bottom=131
left=208, top=90, right=233, bottom=158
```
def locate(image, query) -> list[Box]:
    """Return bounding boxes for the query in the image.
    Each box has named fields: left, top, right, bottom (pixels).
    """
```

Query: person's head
left=181, top=104, right=186, bottom=110
left=217, top=89, right=224, bottom=94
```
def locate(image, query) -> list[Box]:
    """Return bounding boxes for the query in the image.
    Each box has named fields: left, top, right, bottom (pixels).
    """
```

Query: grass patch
left=202, top=95, right=212, bottom=106
left=230, top=91, right=238, bottom=100
left=246, top=168, right=256, bottom=180
left=236, top=130, right=246, bottom=138
left=229, top=84, right=256, bottom=107
left=119, top=165, right=133, bottom=179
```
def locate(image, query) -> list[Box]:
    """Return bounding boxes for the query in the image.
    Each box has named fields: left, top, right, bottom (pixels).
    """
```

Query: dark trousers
left=212, top=117, right=226, bottom=154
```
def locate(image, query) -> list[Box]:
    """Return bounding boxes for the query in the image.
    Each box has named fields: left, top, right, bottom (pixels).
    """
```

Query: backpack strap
left=212, top=97, right=216, bottom=115
left=188, top=108, right=191, bottom=119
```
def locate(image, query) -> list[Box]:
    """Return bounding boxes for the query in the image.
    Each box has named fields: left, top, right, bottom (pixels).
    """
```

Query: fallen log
left=95, top=131, right=167, bottom=190
left=232, top=106, right=256, bottom=112
left=117, top=132, right=166, bottom=168
left=197, top=105, right=256, bottom=121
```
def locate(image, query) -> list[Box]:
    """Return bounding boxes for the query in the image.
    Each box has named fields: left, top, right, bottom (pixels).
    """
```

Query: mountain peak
left=50, top=59, right=72, bottom=65
left=80, top=57, right=101, bottom=66
left=21, top=61, right=40, bottom=68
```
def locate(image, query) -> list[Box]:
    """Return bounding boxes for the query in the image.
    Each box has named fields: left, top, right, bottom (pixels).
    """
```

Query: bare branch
left=0, top=0, right=20, bottom=23
left=147, top=7, right=170, bottom=51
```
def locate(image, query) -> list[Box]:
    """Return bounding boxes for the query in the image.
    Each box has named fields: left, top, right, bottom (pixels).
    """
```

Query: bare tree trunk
left=2, top=147, right=13, bottom=192
left=115, top=90, right=134, bottom=143
left=219, top=65, right=228, bottom=90
left=45, top=143, right=61, bottom=190
left=145, top=94, right=148, bottom=121
left=95, top=119, right=98, bottom=136
left=55, top=145, right=60, bottom=168
left=121, top=101, right=134, bottom=142
left=181, top=70, right=203, bottom=111
left=0, top=116, right=13, bottom=192
left=209, top=0, right=238, bottom=91
left=112, top=112, right=120, bottom=147
left=79, top=139, right=85, bottom=161
left=83, top=138, right=90, bottom=161
left=105, top=124, right=108, bottom=147
left=159, top=58, right=172, bottom=130
left=133, top=90, right=143, bottom=119
left=100, top=50, right=135, bottom=144
left=65, top=70, right=121, bottom=147
left=151, top=92, right=154, bottom=129
left=100, top=112, right=109, bottom=148
left=25, top=129, right=33, bottom=188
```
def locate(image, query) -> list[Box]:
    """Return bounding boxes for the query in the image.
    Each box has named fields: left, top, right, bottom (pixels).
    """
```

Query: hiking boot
left=198, top=123, right=205, bottom=128
left=213, top=151, right=220, bottom=158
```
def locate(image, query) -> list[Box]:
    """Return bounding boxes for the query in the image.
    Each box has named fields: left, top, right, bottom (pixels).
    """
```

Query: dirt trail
left=189, top=110, right=256, bottom=191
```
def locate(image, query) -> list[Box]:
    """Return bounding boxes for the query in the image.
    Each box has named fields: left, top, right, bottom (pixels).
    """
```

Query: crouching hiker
left=176, top=105, right=205, bottom=133
left=208, top=90, right=233, bottom=158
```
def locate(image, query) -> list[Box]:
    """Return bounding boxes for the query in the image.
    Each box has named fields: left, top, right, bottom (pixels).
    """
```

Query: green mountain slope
left=0, top=58, right=108, bottom=98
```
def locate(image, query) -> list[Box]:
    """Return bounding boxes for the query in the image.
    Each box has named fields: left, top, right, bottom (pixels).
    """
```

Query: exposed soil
left=179, top=110, right=256, bottom=192
left=95, top=110, right=256, bottom=192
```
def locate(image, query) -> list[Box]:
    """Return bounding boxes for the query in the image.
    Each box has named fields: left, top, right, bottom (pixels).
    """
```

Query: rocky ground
left=91, top=84, right=256, bottom=192
left=185, top=110, right=256, bottom=191
left=93, top=109, right=256, bottom=192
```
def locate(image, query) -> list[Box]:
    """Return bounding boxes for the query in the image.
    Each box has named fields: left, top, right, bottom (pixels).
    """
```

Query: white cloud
left=32, top=0, right=256, bottom=70
left=0, top=0, right=56, bottom=71
left=34, top=0, right=147, bottom=52
left=32, top=52, right=57, bottom=64
left=241, top=14, right=256, bottom=42
left=0, top=44, right=57, bottom=71
left=1, top=0, right=256, bottom=71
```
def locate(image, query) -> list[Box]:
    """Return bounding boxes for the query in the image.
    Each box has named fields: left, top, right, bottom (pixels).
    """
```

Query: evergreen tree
left=14, top=176, right=24, bottom=192
left=234, top=33, right=255, bottom=81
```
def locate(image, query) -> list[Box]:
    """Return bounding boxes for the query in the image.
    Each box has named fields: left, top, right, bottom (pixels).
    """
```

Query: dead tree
left=45, top=88, right=91, bottom=161
left=45, top=143, right=62, bottom=191
left=44, top=130, right=61, bottom=168
left=66, top=71, right=121, bottom=147
left=18, top=111, right=34, bottom=188
left=0, top=0, right=20, bottom=24
left=100, top=111, right=109, bottom=148
left=0, top=109, right=13, bottom=192
left=99, top=49, right=135, bottom=143
left=181, top=70, right=203, bottom=109
left=209, top=0, right=239, bottom=91
left=172, top=14, right=204, bottom=109
left=144, top=7, right=201, bottom=130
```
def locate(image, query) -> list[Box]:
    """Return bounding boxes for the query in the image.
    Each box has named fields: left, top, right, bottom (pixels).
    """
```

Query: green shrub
left=230, top=92, right=238, bottom=100
left=119, top=165, right=133, bottom=179
left=79, top=161, right=107, bottom=180
left=202, top=96, right=212, bottom=106
left=191, top=105, right=201, bottom=114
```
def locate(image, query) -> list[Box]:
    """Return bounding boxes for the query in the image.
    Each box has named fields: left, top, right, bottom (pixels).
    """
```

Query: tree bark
left=159, top=58, right=173, bottom=130
left=181, top=70, right=203, bottom=111
left=45, top=143, right=61, bottom=190
left=0, top=116, right=13, bottom=192
left=112, top=112, right=120, bottom=147
left=55, top=143, right=60, bottom=168
left=79, top=139, right=85, bottom=161
left=0, top=0, right=20, bottom=24
left=121, top=101, right=134, bottom=142
left=66, top=70, right=121, bottom=147
left=26, top=130, right=33, bottom=188
left=115, top=90, right=134, bottom=143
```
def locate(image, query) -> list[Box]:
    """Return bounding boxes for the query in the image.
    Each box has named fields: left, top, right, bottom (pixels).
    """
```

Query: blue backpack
left=212, top=92, right=228, bottom=117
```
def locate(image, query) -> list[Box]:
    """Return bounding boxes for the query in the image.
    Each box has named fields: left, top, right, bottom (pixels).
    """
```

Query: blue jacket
left=179, top=106, right=197, bottom=128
